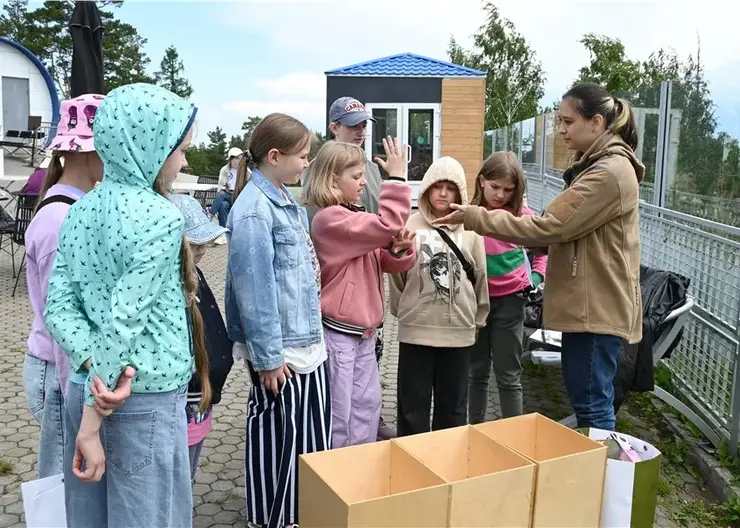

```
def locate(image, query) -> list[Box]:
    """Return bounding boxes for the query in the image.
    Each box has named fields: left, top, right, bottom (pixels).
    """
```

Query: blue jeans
left=561, top=333, right=623, bottom=430
left=64, top=382, right=192, bottom=528
left=22, top=354, right=66, bottom=478
left=210, top=190, right=232, bottom=227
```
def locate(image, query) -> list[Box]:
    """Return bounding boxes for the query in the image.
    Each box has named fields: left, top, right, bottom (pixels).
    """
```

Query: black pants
left=396, top=342, right=473, bottom=437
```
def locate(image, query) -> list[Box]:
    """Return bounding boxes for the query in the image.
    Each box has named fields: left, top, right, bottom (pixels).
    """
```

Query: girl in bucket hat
left=22, top=93, right=105, bottom=479
left=168, top=192, right=233, bottom=483
left=44, top=84, right=206, bottom=528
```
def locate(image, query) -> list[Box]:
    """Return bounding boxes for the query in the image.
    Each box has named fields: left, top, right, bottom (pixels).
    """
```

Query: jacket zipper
left=571, top=241, right=579, bottom=277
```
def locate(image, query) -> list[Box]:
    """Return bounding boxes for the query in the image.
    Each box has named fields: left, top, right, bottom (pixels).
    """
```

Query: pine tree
left=154, top=45, right=193, bottom=98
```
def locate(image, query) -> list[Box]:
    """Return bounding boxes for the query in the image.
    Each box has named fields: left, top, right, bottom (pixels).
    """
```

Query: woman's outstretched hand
left=431, top=203, right=469, bottom=226
left=374, top=136, right=407, bottom=179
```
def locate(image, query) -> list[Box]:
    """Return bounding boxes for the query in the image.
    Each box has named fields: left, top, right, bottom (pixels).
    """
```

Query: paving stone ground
left=0, top=241, right=717, bottom=527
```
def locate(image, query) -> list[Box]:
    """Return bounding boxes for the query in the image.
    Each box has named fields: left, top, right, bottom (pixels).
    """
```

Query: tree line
left=448, top=1, right=739, bottom=199
left=3, top=0, right=737, bottom=194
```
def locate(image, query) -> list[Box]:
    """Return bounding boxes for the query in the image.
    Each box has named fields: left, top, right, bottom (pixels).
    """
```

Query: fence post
left=518, top=121, right=524, bottom=161
left=729, top=295, right=740, bottom=457
left=540, top=114, right=549, bottom=175
left=653, top=81, right=672, bottom=208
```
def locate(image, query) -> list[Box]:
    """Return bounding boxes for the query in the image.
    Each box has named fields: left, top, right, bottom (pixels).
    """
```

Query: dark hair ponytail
left=232, top=150, right=253, bottom=204
left=34, top=153, right=64, bottom=214
left=562, top=83, right=639, bottom=151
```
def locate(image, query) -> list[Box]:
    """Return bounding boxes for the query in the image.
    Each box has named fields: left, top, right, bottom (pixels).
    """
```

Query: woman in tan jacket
left=434, top=83, right=645, bottom=431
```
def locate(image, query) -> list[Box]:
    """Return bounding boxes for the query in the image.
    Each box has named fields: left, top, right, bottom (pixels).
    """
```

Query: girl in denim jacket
left=303, top=138, right=416, bottom=448
left=225, top=113, right=329, bottom=528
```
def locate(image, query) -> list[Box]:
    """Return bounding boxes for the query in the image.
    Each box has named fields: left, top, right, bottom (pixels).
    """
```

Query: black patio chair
left=11, top=193, right=36, bottom=296
left=0, top=205, right=16, bottom=278
left=195, top=175, right=219, bottom=212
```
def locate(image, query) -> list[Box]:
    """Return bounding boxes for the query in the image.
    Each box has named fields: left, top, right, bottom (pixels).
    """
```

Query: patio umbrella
left=69, top=0, right=104, bottom=97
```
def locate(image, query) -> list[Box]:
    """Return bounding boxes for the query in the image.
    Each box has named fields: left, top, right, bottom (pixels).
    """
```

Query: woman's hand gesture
left=374, top=136, right=407, bottom=179
left=431, top=203, right=469, bottom=226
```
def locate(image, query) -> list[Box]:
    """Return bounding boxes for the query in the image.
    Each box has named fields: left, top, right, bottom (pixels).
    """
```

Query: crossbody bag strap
left=36, top=194, right=77, bottom=212
left=434, top=227, right=476, bottom=287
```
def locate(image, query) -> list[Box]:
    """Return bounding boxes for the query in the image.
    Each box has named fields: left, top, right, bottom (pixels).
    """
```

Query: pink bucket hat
left=47, top=93, right=105, bottom=153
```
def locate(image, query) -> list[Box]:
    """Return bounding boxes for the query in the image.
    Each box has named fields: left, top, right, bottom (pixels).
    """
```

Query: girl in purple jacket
left=23, top=94, right=105, bottom=478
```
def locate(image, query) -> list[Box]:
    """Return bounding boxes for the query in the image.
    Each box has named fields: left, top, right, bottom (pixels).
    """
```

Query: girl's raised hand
left=374, top=136, right=407, bottom=179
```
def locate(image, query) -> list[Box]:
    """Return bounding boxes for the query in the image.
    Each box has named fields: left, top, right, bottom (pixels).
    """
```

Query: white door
left=2, top=77, right=30, bottom=132
left=365, top=103, right=441, bottom=207
left=403, top=104, right=441, bottom=205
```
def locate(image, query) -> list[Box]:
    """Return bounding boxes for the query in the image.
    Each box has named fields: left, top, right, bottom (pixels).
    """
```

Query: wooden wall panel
left=440, top=78, right=486, bottom=198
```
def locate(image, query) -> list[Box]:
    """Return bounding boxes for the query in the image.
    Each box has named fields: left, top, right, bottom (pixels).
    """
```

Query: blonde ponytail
left=154, top=171, right=212, bottom=412
left=609, top=97, right=638, bottom=150
left=180, top=240, right=211, bottom=412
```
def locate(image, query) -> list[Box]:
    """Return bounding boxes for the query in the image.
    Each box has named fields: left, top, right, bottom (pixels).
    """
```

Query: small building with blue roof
left=326, top=52, right=486, bottom=197
left=0, top=36, right=60, bottom=177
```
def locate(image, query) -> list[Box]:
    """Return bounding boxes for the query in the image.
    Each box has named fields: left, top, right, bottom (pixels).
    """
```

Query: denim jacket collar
left=251, top=168, right=297, bottom=209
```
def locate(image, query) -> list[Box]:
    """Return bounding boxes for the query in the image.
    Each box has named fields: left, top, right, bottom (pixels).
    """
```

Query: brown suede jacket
left=464, top=132, right=645, bottom=343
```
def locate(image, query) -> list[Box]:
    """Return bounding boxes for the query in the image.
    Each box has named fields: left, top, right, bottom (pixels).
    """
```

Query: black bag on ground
left=613, top=265, right=690, bottom=412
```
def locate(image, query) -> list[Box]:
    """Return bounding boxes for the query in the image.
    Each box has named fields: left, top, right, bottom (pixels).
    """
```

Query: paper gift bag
left=21, top=473, right=66, bottom=528
left=588, top=429, right=661, bottom=528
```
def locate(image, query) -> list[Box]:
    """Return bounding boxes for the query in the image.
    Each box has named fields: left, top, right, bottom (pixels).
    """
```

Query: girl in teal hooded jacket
left=44, top=83, right=209, bottom=528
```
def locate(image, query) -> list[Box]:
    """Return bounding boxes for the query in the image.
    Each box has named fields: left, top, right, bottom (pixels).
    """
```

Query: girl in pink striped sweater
left=468, top=152, right=547, bottom=421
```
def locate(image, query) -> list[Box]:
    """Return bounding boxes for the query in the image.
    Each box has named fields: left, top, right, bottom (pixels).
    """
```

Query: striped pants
left=245, top=361, right=331, bottom=528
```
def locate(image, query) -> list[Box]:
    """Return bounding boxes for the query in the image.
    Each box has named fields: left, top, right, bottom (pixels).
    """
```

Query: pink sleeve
left=380, top=245, right=417, bottom=274
left=313, top=181, right=412, bottom=260
left=522, top=207, right=548, bottom=276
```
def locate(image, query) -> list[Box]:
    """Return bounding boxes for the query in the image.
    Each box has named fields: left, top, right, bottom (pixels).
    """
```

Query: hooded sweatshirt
left=44, top=84, right=197, bottom=405
left=389, top=157, right=489, bottom=348
left=463, top=132, right=645, bottom=343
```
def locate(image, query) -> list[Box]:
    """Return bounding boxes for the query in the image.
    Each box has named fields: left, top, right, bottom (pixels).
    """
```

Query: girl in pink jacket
left=303, top=137, right=416, bottom=447
left=468, top=152, right=548, bottom=422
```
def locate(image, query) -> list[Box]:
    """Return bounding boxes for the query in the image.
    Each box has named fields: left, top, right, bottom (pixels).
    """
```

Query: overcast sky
left=24, top=0, right=739, bottom=140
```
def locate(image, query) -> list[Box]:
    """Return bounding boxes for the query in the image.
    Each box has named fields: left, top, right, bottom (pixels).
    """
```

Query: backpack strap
left=36, top=194, right=77, bottom=212
left=434, top=227, right=476, bottom=288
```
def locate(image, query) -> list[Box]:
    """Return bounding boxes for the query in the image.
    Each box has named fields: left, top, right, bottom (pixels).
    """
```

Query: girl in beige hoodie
left=389, top=157, right=489, bottom=436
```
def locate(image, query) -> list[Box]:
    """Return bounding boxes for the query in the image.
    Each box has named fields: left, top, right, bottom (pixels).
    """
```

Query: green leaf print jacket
left=44, top=84, right=197, bottom=406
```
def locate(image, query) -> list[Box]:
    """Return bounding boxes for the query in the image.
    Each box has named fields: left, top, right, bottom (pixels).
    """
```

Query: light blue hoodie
left=44, top=83, right=197, bottom=405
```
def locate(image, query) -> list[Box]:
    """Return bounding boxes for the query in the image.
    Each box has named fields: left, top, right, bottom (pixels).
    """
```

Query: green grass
left=0, top=459, right=13, bottom=475
left=215, top=491, right=242, bottom=505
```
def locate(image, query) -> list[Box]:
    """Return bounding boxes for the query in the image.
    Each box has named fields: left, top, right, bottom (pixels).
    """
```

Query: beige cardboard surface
left=474, top=413, right=607, bottom=528
left=394, top=425, right=536, bottom=527
left=299, top=441, right=449, bottom=528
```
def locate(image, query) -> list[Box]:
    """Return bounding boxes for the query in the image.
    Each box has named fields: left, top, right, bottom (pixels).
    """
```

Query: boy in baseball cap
left=304, top=97, right=383, bottom=223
